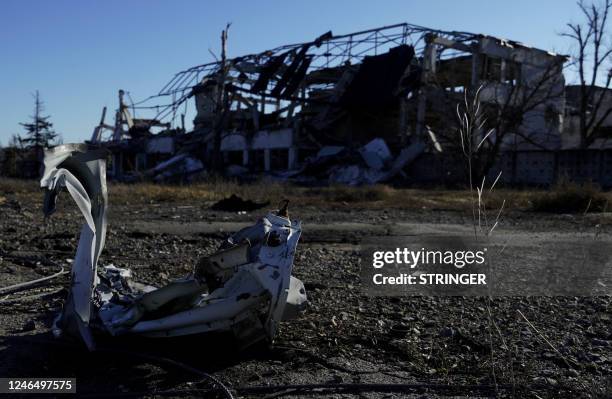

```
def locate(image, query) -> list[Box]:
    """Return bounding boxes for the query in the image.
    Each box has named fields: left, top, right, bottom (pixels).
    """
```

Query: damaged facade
left=87, top=22, right=612, bottom=186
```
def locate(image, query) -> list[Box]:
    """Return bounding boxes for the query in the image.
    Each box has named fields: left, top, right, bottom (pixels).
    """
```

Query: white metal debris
left=326, top=139, right=426, bottom=185
left=41, top=144, right=108, bottom=349
left=359, top=138, right=392, bottom=170
left=42, top=145, right=307, bottom=350
left=151, top=153, right=204, bottom=181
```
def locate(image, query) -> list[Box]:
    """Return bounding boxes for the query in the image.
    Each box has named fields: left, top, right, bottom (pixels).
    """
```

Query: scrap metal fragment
left=41, top=145, right=307, bottom=350
left=41, top=144, right=108, bottom=349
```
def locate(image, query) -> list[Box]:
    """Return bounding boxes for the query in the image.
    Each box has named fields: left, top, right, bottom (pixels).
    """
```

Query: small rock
left=566, top=369, right=579, bottom=377
left=22, top=320, right=36, bottom=332
left=390, top=323, right=410, bottom=338
left=532, top=376, right=557, bottom=386
left=439, top=327, right=456, bottom=338
left=577, top=318, right=591, bottom=327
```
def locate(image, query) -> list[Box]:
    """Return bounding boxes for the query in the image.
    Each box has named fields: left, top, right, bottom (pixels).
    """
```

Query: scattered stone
left=390, top=323, right=410, bottom=338
left=591, top=338, right=609, bottom=347
left=211, top=195, right=269, bottom=212
left=22, top=320, right=36, bottom=332
left=566, top=369, right=580, bottom=377
left=439, top=326, right=456, bottom=338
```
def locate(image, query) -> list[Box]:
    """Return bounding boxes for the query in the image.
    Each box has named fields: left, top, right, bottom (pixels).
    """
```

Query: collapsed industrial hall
left=9, top=22, right=612, bottom=186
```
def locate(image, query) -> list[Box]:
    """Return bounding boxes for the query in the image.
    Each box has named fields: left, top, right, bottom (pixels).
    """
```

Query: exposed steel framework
left=127, top=22, right=482, bottom=126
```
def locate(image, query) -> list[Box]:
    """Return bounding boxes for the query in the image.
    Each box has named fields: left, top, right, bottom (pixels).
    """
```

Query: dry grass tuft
left=108, top=178, right=290, bottom=205
left=0, top=178, right=35, bottom=194
left=531, top=181, right=610, bottom=213
left=304, top=185, right=394, bottom=203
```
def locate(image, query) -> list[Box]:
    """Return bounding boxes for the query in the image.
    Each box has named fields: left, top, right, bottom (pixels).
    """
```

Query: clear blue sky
left=0, top=0, right=582, bottom=145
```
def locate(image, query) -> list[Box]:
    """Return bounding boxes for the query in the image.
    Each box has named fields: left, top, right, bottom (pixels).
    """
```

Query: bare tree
left=432, top=56, right=565, bottom=183
left=562, top=0, right=612, bottom=148
left=480, top=58, right=565, bottom=178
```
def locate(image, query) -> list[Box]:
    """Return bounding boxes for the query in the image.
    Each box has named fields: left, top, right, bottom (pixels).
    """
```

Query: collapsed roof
left=91, top=22, right=569, bottom=181
left=119, top=22, right=565, bottom=140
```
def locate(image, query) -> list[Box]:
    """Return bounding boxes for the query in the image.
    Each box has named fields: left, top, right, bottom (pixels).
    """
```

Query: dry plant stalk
left=456, top=86, right=504, bottom=237
left=457, top=86, right=509, bottom=393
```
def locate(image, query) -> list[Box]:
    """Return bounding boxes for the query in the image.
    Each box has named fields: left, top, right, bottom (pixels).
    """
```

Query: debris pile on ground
left=211, top=194, right=270, bottom=213
left=39, top=144, right=306, bottom=351
left=150, top=153, right=204, bottom=182
left=283, top=138, right=426, bottom=185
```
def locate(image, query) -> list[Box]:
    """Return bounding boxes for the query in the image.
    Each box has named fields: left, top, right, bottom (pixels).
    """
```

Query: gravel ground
left=0, top=188, right=611, bottom=398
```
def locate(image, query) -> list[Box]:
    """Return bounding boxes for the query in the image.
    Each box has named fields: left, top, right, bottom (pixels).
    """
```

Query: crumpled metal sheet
left=41, top=144, right=108, bottom=349
left=41, top=144, right=307, bottom=350
left=97, top=212, right=303, bottom=343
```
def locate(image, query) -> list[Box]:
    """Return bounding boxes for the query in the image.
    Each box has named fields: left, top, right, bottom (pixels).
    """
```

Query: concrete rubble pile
left=282, top=138, right=425, bottom=186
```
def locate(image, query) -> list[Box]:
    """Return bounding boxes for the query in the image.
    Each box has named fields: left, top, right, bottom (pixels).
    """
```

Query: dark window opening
left=252, top=150, right=265, bottom=172
left=503, top=60, right=521, bottom=86
left=224, top=150, right=244, bottom=165
left=481, top=55, right=502, bottom=82
left=270, top=149, right=289, bottom=170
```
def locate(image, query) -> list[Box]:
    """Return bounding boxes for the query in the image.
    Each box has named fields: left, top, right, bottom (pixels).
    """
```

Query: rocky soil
left=0, top=184, right=610, bottom=398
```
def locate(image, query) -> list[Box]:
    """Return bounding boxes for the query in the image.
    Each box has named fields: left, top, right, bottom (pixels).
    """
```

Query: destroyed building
left=563, top=85, right=612, bottom=146
left=85, top=22, right=612, bottom=186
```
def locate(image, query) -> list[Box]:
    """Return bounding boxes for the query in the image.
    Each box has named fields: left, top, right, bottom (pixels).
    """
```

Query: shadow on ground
left=0, top=331, right=283, bottom=397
